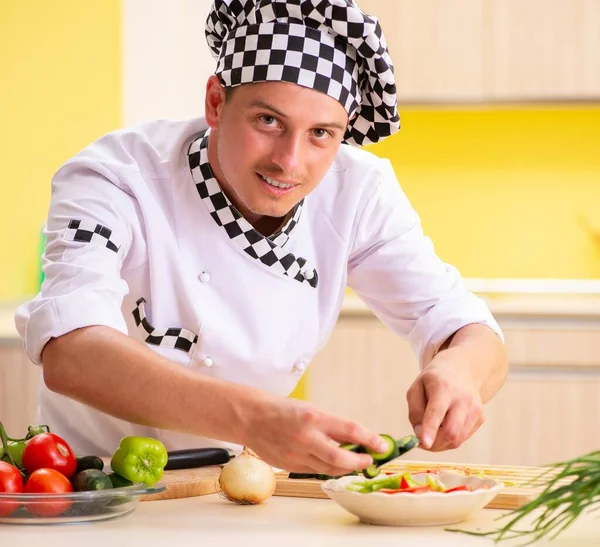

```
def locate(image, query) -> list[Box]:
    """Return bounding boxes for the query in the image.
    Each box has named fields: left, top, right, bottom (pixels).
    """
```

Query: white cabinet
left=0, top=341, right=41, bottom=437
left=356, top=0, right=600, bottom=101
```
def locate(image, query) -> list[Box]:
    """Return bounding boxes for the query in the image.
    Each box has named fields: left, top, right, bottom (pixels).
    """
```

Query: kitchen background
left=1, top=1, right=599, bottom=468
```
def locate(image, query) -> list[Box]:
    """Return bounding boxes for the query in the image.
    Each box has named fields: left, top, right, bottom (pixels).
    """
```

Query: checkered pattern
left=188, top=130, right=318, bottom=288
left=64, top=219, right=119, bottom=253
left=133, top=298, right=199, bottom=353
left=205, top=0, right=400, bottom=146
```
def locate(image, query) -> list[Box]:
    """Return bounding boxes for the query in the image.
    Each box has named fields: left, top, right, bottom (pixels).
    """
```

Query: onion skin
left=218, top=447, right=276, bottom=505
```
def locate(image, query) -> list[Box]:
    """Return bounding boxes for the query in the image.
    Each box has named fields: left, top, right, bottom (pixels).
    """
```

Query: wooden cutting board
left=274, top=460, right=562, bottom=510
left=140, top=466, right=222, bottom=502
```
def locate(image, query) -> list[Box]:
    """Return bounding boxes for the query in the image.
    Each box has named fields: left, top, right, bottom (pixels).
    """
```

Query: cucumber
left=75, top=455, right=105, bottom=473
left=361, top=434, right=419, bottom=478
left=72, top=469, right=113, bottom=492
left=367, top=434, right=400, bottom=463
left=339, top=443, right=365, bottom=453
left=362, top=464, right=381, bottom=479
left=291, top=434, right=420, bottom=482
left=288, top=473, right=317, bottom=479
left=289, top=470, right=359, bottom=480
left=396, top=434, right=419, bottom=456
left=107, top=472, right=134, bottom=488
left=316, top=473, right=341, bottom=480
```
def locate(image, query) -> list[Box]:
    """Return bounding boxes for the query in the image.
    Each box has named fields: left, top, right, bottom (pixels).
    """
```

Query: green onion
left=447, top=450, right=600, bottom=544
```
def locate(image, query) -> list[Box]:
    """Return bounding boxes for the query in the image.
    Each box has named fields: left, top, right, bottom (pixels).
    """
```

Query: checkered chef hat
left=205, top=0, right=400, bottom=146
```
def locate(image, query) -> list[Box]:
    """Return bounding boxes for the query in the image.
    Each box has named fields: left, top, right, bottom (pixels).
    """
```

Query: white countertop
left=341, top=292, right=600, bottom=318
left=0, top=494, right=597, bottom=546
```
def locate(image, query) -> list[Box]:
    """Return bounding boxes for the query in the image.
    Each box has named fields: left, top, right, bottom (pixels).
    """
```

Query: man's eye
left=313, top=128, right=330, bottom=139
left=259, top=115, right=277, bottom=125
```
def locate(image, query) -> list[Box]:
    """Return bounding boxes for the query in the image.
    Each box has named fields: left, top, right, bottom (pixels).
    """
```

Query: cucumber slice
left=339, top=443, right=365, bottom=453
left=367, top=434, right=400, bottom=463
left=362, top=464, right=381, bottom=479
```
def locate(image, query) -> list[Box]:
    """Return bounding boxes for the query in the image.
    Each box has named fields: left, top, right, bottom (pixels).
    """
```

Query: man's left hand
left=406, top=348, right=485, bottom=452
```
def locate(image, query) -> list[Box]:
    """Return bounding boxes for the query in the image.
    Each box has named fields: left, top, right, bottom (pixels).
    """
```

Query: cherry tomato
left=0, top=461, right=24, bottom=518
left=24, top=468, right=73, bottom=517
left=22, top=433, right=77, bottom=478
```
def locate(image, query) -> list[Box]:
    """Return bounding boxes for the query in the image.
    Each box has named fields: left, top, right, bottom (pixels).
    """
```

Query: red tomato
left=0, top=461, right=24, bottom=518
left=22, top=433, right=77, bottom=478
left=24, top=468, right=73, bottom=517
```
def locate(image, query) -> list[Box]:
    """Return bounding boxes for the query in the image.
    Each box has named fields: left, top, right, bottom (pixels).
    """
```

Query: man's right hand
left=243, top=396, right=389, bottom=475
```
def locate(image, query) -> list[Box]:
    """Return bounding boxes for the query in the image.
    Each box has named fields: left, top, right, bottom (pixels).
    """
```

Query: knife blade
left=165, top=447, right=232, bottom=470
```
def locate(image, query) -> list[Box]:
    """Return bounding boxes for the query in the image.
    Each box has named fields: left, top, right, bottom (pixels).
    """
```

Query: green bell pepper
left=110, top=436, right=168, bottom=486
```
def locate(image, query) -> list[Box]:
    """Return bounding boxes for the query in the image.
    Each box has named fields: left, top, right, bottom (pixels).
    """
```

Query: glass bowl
left=0, top=483, right=165, bottom=525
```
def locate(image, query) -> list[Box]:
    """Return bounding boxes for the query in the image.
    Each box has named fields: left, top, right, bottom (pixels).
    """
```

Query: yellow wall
left=0, top=0, right=121, bottom=300
left=366, top=104, right=600, bottom=280
left=1, top=6, right=599, bottom=312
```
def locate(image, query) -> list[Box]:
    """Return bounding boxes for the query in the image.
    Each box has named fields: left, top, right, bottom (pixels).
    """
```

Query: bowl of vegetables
left=0, top=422, right=166, bottom=525
left=321, top=471, right=503, bottom=527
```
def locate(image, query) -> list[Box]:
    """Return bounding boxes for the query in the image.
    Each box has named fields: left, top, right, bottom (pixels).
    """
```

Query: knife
left=165, top=447, right=233, bottom=470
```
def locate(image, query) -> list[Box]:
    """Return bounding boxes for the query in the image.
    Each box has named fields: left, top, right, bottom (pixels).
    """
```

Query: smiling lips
left=258, top=173, right=297, bottom=192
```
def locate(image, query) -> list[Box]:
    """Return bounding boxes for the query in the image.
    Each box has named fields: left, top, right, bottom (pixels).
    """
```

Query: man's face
left=205, top=77, right=348, bottom=225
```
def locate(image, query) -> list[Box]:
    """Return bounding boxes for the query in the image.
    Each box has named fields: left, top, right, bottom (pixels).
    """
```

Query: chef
left=15, top=0, right=507, bottom=475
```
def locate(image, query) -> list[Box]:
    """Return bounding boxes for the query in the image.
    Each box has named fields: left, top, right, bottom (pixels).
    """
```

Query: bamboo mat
left=274, top=460, right=563, bottom=510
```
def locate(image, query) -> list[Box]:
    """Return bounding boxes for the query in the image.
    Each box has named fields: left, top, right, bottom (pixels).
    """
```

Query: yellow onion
left=218, top=447, right=276, bottom=505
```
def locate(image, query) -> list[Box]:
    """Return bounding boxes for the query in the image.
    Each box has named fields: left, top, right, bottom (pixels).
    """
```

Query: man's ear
left=205, top=74, right=226, bottom=129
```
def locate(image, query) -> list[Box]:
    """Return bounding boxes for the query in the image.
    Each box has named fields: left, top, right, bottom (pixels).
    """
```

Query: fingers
left=285, top=452, right=353, bottom=476
left=428, top=399, right=485, bottom=452
left=427, top=400, right=469, bottom=451
left=326, top=417, right=388, bottom=456
left=309, top=435, right=374, bottom=475
left=419, top=383, right=452, bottom=449
left=463, top=402, right=486, bottom=440
left=406, top=379, right=427, bottom=433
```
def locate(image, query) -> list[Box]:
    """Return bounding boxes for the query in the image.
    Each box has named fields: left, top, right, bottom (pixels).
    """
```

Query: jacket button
left=293, top=360, right=307, bottom=373
left=202, top=356, right=214, bottom=367
left=199, top=271, right=211, bottom=283
left=301, top=269, right=315, bottom=281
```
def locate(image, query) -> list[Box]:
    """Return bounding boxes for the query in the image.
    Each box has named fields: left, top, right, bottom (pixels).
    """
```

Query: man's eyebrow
left=247, top=99, right=347, bottom=132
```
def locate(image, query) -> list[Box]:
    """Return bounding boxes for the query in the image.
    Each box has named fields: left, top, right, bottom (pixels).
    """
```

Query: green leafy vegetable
left=447, top=449, right=600, bottom=544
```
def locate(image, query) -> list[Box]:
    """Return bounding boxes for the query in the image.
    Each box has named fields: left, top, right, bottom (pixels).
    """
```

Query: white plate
left=321, top=472, right=503, bottom=527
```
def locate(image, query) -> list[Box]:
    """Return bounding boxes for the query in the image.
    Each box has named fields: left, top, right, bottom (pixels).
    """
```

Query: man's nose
left=271, top=133, right=303, bottom=175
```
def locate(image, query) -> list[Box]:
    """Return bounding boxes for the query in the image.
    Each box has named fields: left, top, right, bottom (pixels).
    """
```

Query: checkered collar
left=187, top=129, right=318, bottom=288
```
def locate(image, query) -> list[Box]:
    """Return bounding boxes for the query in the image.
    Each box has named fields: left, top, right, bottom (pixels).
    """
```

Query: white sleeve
left=347, top=159, right=503, bottom=368
left=14, top=159, right=143, bottom=365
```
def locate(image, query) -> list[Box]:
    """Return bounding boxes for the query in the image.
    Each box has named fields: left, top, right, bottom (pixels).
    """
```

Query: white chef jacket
left=15, top=116, right=502, bottom=456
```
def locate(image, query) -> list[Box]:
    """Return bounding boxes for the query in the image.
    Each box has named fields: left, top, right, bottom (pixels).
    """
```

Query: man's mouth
left=258, top=173, right=296, bottom=190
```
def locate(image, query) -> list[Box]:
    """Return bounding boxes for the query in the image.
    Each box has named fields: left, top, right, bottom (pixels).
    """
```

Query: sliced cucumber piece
left=367, top=434, right=400, bottom=463
left=362, top=464, right=381, bottom=479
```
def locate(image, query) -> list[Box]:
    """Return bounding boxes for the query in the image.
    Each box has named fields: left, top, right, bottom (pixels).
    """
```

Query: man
left=15, top=0, right=507, bottom=476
